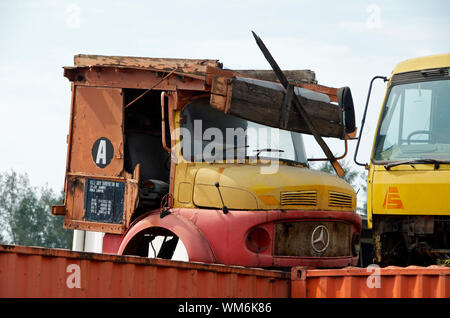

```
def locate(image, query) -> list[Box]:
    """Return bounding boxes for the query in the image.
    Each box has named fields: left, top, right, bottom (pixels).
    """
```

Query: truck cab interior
left=123, top=89, right=171, bottom=211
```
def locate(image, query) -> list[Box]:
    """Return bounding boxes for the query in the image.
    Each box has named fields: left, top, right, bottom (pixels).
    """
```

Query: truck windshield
left=374, top=79, right=450, bottom=162
left=180, top=100, right=307, bottom=164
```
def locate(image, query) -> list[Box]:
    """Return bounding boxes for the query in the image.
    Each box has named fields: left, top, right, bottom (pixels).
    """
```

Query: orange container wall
left=2, top=245, right=450, bottom=298
left=291, top=266, right=450, bottom=298
left=0, top=245, right=290, bottom=298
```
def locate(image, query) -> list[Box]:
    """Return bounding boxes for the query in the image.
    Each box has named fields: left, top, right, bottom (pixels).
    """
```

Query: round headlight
left=246, top=227, right=270, bottom=253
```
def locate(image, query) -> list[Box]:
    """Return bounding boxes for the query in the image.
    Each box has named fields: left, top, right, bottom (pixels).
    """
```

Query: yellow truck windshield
left=180, top=100, right=307, bottom=164
left=374, top=78, right=450, bottom=162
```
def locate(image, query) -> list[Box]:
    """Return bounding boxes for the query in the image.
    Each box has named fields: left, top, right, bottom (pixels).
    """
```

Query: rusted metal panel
left=65, top=175, right=86, bottom=220
left=51, top=205, right=65, bottom=215
left=63, top=85, right=142, bottom=234
left=63, top=175, right=139, bottom=234
left=0, top=245, right=290, bottom=298
left=291, top=265, right=450, bottom=298
left=74, top=54, right=220, bottom=76
left=69, top=86, right=124, bottom=175
left=2, top=245, right=448, bottom=298
left=64, top=66, right=209, bottom=92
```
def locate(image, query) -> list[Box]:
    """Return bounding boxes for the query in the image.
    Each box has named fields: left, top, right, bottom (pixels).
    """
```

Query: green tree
left=0, top=170, right=72, bottom=248
left=310, top=159, right=367, bottom=214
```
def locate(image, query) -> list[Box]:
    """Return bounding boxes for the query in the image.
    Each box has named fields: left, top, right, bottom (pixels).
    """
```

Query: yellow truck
left=355, top=53, right=450, bottom=266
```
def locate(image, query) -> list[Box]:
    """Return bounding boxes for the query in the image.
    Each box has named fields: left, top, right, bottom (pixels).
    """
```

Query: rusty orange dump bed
left=1, top=245, right=449, bottom=298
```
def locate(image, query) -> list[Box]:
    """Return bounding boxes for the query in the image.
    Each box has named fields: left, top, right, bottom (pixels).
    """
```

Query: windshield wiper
left=254, top=148, right=284, bottom=158
left=385, top=159, right=450, bottom=170
left=222, top=145, right=249, bottom=152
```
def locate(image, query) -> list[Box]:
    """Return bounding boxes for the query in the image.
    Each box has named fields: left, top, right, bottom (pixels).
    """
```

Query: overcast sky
left=0, top=0, right=449, bottom=192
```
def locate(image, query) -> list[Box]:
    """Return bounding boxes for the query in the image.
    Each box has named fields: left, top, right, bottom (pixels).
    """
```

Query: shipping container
left=0, top=245, right=290, bottom=298
left=291, top=265, right=450, bottom=298
left=1, top=244, right=449, bottom=298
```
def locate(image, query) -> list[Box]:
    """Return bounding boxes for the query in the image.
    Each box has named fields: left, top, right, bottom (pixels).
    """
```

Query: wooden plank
left=205, top=66, right=236, bottom=86
left=235, top=69, right=317, bottom=84
left=211, top=78, right=344, bottom=139
left=211, top=76, right=229, bottom=96
left=233, top=70, right=337, bottom=102
left=74, top=54, right=220, bottom=75
left=298, top=83, right=338, bottom=103
left=205, top=67, right=337, bottom=102
left=210, top=94, right=227, bottom=111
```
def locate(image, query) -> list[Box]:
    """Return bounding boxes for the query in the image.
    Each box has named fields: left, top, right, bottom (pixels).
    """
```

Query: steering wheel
left=406, top=130, right=433, bottom=145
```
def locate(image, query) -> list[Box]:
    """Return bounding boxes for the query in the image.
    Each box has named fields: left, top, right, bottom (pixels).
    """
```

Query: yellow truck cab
left=355, top=53, right=450, bottom=266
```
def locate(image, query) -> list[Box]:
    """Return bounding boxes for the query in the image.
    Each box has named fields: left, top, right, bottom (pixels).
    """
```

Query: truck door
left=69, top=86, right=124, bottom=175
left=62, top=86, right=138, bottom=234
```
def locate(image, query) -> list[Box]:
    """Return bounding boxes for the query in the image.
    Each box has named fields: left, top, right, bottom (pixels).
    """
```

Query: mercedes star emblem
left=311, top=225, right=330, bottom=253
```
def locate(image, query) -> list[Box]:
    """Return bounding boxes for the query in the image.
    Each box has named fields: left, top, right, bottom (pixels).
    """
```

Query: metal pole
left=72, top=230, right=85, bottom=252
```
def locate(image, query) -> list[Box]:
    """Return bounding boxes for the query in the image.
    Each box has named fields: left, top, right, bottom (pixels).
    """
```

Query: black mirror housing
left=338, top=86, right=356, bottom=134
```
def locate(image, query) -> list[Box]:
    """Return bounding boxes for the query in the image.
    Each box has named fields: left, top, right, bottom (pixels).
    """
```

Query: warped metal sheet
left=291, top=265, right=450, bottom=298
left=0, top=245, right=290, bottom=298
left=2, top=245, right=448, bottom=298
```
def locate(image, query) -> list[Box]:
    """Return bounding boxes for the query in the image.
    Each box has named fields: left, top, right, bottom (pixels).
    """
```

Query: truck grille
left=275, top=221, right=350, bottom=257
left=328, top=192, right=353, bottom=209
left=280, top=191, right=317, bottom=206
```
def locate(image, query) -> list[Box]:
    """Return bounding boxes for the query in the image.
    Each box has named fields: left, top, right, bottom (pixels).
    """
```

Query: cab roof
left=393, top=53, right=450, bottom=75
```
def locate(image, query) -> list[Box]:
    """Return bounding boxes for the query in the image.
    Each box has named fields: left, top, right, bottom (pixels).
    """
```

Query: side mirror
left=338, top=86, right=356, bottom=134
left=353, top=76, right=388, bottom=167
